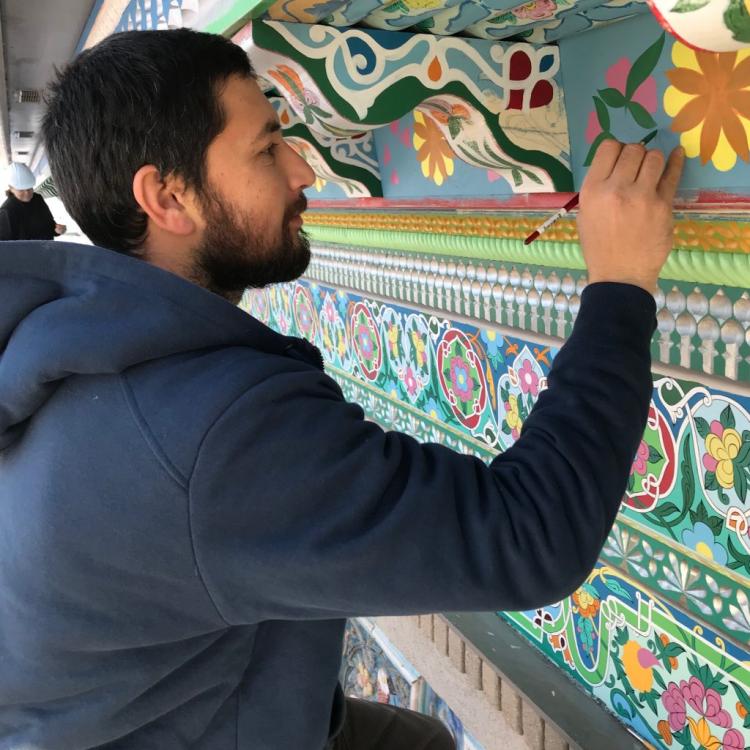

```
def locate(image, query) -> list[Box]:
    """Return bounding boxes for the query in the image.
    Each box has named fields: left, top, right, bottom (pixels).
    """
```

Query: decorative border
left=305, top=225, right=750, bottom=290
left=305, top=242, right=750, bottom=383
left=305, top=210, right=750, bottom=254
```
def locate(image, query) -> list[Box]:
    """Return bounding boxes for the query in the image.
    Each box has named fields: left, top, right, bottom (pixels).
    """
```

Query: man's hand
left=577, top=140, right=685, bottom=294
left=55, top=223, right=67, bottom=236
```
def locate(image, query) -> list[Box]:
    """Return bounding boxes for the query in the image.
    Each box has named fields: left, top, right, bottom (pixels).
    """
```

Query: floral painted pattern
left=245, top=280, right=750, bottom=750
left=664, top=43, right=750, bottom=172
left=413, top=111, right=454, bottom=186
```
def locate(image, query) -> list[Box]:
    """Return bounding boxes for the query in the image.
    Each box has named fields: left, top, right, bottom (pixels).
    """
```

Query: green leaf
left=671, top=0, right=709, bottom=11
left=724, top=0, right=750, bottom=43
left=718, top=488, right=730, bottom=505
left=598, top=87, right=627, bottom=108
left=721, top=404, right=736, bottom=429
left=448, top=118, right=462, bottom=139
left=736, top=440, right=750, bottom=467
left=691, top=501, right=708, bottom=524
left=648, top=445, right=664, bottom=463
left=732, top=680, right=750, bottom=710
left=626, top=34, right=666, bottom=100
left=510, top=169, right=523, bottom=187
left=653, top=670, right=667, bottom=690
left=501, top=422, right=512, bottom=435
left=654, top=501, right=681, bottom=518
left=627, top=472, right=635, bottom=493
left=736, top=463, right=747, bottom=501
left=627, top=101, right=657, bottom=129
left=615, top=626, right=629, bottom=647
left=593, top=95, right=610, bottom=132
left=695, top=417, right=710, bottom=439
left=663, top=643, right=686, bottom=658
left=707, top=516, right=724, bottom=538
left=584, top=131, right=612, bottom=167
left=705, top=471, right=719, bottom=491
left=605, top=577, right=633, bottom=601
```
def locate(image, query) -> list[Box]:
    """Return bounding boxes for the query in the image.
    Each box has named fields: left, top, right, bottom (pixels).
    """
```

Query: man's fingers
left=610, top=143, right=648, bottom=184
left=657, top=146, right=686, bottom=203
left=635, top=148, right=665, bottom=188
left=585, top=139, right=624, bottom=185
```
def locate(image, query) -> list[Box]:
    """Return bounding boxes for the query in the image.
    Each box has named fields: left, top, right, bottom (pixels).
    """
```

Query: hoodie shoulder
left=121, top=343, right=330, bottom=485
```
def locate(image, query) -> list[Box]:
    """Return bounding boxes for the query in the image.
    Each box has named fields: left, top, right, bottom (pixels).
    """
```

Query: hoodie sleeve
left=188, top=282, right=655, bottom=624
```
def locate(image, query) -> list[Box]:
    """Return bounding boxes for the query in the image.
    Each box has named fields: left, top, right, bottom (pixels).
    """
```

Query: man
left=0, top=161, right=66, bottom=240
left=0, top=28, right=682, bottom=750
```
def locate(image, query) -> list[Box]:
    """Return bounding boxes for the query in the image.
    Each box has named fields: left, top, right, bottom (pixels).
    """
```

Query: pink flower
left=586, top=110, right=602, bottom=144
left=631, top=440, right=649, bottom=476
left=723, top=729, right=746, bottom=750
left=703, top=452, right=719, bottom=472
left=711, top=420, right=725, bottom=437
left=404, top=366, right=419, bottom=398
left=518, top=360, right=539, bottom=397
left=680, top=677, right=732, bottom=728
left=662, top=682, right=687, bottom=732
left=605, top=57, right=658, bottom=113
left=512, top=0, right=556, bottom=20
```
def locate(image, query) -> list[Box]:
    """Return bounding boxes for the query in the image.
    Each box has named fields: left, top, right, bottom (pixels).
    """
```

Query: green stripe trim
left=305, top=225, right=750, bottom=287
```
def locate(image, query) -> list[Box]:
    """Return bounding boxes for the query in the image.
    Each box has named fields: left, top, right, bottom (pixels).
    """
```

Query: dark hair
left=42, top=29, right=255, bottom=253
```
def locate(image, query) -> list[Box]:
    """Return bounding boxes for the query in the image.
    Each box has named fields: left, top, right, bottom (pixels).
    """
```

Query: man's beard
left=192, top=187, right=310, bottom=301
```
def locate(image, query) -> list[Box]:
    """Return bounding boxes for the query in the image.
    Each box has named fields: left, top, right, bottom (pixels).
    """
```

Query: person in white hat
left=0, top=162, right=66, bottom=240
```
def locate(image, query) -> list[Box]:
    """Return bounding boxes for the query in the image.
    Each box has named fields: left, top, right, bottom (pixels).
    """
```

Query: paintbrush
left=524, top=130, right=658, bottom=246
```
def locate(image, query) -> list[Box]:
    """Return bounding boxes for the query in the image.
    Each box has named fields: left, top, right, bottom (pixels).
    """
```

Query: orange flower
left=738, top=701, right=749, bottom=719
left=413, top=111, right=454, bottom=186
left=664, top=43, right=750, bottom=171
left=572, top=587, right=600, bottom=618
left=657, top=719, right=673, bottom=746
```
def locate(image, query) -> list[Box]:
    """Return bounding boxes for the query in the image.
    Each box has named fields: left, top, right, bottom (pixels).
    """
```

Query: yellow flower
left=505, top=395, right=521, bottom=431
left=664, top=43, right=750, bottom=171
left=337, top=330, right=346, bottom=358
left=705, top=427, right=742, bottom=489
left=687, top=717, right=721, bottom=750
left=411, top=330, right=426, bottom=366
left=388, top=325, right=399, bottom=357
left=413, top=111, right=454, bottom=186
left=622, top=640, right=655, bottom=693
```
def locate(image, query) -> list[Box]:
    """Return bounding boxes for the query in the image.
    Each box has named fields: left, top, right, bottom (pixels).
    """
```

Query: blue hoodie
left=0, top=240, right=655, bottom=749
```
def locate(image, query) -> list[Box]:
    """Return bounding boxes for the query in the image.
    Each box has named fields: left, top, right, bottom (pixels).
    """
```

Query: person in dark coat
left=0, top=161, right=66, bottom=240
left=0, top=29, right=685, bottom=750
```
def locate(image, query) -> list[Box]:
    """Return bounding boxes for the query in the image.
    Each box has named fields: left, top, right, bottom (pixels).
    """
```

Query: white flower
left=658, top=552, right=711, bottom=616
left=726, top=588, right=750, bottom=635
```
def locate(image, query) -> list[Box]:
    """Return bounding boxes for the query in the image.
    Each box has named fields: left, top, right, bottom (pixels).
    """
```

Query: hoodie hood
left=0, top=240, right=318, bottom=450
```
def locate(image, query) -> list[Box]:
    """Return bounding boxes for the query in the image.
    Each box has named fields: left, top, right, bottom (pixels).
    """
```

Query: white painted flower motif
left=726, top=588, right=750, bottom=635
left=657, top=552, right=711, bottom=616
left=603, top=525, right=649, bottom=578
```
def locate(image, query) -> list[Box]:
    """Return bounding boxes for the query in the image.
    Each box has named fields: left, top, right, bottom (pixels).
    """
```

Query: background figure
left=0, top=162, right=66, bottom=240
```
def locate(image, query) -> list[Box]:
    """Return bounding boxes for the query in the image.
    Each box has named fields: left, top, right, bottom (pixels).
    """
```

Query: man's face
left=10, top=187, right=33, bottom=202
left=190, top=75, right=315, bottom=299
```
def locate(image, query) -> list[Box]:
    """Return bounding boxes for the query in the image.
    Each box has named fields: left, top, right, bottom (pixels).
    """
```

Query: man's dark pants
left=329, top=697, right=457, bottom=749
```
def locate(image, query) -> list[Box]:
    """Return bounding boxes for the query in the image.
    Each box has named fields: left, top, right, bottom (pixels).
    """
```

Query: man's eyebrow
left=252, top=119, right=282, bottom=144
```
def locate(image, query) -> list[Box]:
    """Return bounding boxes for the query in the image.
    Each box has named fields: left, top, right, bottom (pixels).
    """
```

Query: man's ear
left=132, top=165, right=197, bottom=237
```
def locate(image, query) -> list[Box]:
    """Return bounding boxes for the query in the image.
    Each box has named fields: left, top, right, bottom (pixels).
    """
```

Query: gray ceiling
left=1, top=0, right=95, bottom=170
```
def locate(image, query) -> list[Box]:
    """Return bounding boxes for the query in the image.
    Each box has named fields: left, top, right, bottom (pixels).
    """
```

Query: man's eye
left=263, top=144, right=277, bottom=157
